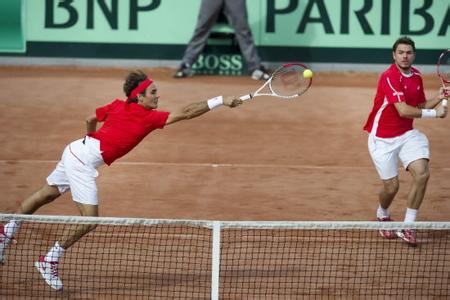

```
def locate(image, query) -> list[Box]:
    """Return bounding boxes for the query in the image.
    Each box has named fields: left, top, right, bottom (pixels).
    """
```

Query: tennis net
left=1, top=214, right=449, bottom=299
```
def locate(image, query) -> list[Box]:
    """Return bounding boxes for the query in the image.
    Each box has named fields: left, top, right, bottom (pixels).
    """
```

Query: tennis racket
left=240, top=63, right=312, bottom=101
left=437, top=49, right=449, bottom=106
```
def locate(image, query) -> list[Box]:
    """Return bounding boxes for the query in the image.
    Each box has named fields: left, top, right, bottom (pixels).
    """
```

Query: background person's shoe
left=251, top=66, right=270, bottom=81
left=173, top=64, right=193, bottom=78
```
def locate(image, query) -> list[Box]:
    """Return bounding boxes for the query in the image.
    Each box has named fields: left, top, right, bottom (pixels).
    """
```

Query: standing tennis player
left=0, top=70, right=242, bottom=290
left=363, top=37, right=448, bottom=245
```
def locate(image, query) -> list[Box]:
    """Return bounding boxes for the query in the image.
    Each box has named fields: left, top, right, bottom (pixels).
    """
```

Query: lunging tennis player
left=363, top=37, right=448, bottom=245
left=0, top=70, right=242, bottom=290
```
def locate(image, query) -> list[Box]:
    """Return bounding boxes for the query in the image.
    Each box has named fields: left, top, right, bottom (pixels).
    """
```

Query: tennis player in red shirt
left=0, top=70, right=242, bottom=290
left=363, top=37, right=448, bottom=245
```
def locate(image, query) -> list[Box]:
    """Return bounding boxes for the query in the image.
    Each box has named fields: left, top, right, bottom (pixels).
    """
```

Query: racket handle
left=442, top=99, right=448, bottom=107
left=240, top=94, right=253, bottom=101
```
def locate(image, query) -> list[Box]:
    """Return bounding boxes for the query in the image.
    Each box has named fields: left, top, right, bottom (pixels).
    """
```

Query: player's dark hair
left=392, top=36, right=415, bottom=52
left=123, top=70, right=148, bottom=103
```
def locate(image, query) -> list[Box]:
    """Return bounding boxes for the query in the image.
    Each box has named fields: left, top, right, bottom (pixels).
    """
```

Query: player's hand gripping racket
left=437, top=49, right=449, bottom=106
left=240, top=63, right=312, bottom=101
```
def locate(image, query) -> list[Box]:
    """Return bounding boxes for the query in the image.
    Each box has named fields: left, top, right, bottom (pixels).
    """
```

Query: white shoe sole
left=34, top=262, right=63, bottom=290
left=0, top=238, right=9, bottom=264
left=395, top=231, right=417, bottom=245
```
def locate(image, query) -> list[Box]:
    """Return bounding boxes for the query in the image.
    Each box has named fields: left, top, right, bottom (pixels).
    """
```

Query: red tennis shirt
left=88, top=99, right=170, bottom=165
left=363, top=64, right=426, bottom=138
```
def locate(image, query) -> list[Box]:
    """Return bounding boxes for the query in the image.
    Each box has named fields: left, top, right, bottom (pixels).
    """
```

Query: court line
left=1, top=159, right=450, bottom=171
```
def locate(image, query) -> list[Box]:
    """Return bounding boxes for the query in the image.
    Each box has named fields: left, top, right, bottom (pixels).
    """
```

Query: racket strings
left=270, top=65, right=310, bottom=97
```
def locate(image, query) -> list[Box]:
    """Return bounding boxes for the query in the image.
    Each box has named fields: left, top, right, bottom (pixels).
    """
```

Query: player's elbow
left=85, top=115, right=97, bottom=124
left=165, top=112, right=188, bottom=125
left=395, top=106, right=412, bottom=119
left=394, top=102, right=417, bottom=119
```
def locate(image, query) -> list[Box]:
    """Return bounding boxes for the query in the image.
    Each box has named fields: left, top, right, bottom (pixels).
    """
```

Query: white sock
left=45, top=242, right=65, bottom=262
left=4, top=220, right=21, bottom=238
left=377, top=205, right=390, bottom=219
left=404, top=208, right=417, bottom=222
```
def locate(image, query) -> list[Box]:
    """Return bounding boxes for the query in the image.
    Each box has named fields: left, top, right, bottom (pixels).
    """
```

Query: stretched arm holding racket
left=166, top=96, right=241, bottom=125
left=169, top=62, right=314, bottom=125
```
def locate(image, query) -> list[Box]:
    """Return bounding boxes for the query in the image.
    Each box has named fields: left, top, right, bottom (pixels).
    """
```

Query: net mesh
left=220, top=228, right=449, bottom=299
left=1, top=215, right=449, bottom=299
left=438, top=50, right=450, bottom=82
left=1, top=219, right=212, bottom=299
left=270, top=64, right=311, bottom=98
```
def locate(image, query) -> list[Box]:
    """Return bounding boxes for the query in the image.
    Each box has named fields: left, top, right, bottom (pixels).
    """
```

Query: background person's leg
left=224, top=0, right=261, bottom=72
left=179, top=0, right=223, bottom=69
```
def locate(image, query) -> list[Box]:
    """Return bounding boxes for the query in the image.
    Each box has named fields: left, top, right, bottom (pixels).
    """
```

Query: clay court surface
left=0, top=66, right=449, bottom=298
left=0, top=66, right=448, bottom=221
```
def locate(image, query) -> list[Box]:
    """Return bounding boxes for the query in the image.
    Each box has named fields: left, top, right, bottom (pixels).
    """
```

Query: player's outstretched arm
left=165, top=96, right=242, bottom=125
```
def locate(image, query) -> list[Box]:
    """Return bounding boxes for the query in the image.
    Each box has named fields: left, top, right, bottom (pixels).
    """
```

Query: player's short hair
left=392, top=36, right=416, bottom=52
left=123, top=70, right=148, bottom=103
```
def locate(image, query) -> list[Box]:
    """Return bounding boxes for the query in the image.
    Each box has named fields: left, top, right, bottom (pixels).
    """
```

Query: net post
left=211, top=221, right=221, bottom=300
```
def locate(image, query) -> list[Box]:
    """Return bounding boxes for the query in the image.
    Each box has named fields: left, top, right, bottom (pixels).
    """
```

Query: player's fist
left=438, top=87, right=450, bottom=99
left=436, top=100, right=448, bottom=118
left=223, top=96, right=242, bottom=108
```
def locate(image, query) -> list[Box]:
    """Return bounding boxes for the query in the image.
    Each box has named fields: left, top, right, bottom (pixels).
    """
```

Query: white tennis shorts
left=368, top=129, right=429, bottom=180
left=47, top=136, right=104, bottom=205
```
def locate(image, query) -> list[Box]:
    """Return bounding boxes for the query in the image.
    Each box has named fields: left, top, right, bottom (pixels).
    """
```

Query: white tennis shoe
left=377, top=217, right=396, bottom=239
left=0, top=225, right=14, bottom=264
left=35, top=256, right=63, bottom=290
left=395, top=229, right=418, bottom=246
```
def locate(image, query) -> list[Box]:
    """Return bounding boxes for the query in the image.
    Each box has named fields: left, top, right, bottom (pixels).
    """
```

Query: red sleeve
left=418, top=77, right=426, bottom=105
left=95, top=100, right=121, bottom=122
left=382, top=72, right=406, bottom=104
left=149, top=110, right=170, bottom=129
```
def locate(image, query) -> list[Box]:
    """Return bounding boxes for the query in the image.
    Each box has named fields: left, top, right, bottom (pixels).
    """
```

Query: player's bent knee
left=414, top=170, right=430, bottom=185
left=383, top=179, right=399, bottom=196
left=385, top=185, right=399, bottom=196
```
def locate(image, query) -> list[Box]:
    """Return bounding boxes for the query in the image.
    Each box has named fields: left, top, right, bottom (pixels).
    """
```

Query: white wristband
left=421, top=109, right=437, bottom=118
left=207, top=96, right=223, bottom=110
left=442, top=99, right=448, bottom=107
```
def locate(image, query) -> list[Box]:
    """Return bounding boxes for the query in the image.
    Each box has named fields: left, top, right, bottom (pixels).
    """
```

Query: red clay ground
left=1, top=66, right=448, bottom=221
left=0, top=66, right=449, bottom=299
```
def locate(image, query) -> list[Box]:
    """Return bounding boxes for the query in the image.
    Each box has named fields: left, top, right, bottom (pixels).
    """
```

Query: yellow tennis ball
left=303, top=69, right=313, bottom=79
